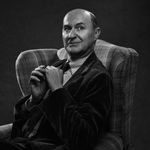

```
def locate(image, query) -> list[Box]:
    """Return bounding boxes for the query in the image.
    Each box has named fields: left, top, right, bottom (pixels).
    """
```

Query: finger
left=39, top=65, right=46, bottom=68
left=50, top=66, right=57, bottom=69
left=46, top=66, right=53, bottom=70
left=30, top=75, right=41, bottom=83
left=46, top=66, right=60, bottom=71
left=38, top=65, right=47, bottom=71
left=34, top=65, right=46, bottom=71
left=31, top=70, right=45, bottom=81
left=32, top=70, right=45, bottom=77
left=35, top=67, right=46, bottom=73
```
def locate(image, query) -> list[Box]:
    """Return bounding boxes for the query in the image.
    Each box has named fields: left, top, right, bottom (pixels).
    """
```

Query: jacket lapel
left=52, top=51, right=99, bottom=89
left=63, top=52, right=98, bottom=88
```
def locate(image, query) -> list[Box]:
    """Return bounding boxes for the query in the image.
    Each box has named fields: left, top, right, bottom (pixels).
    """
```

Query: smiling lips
left=67, top=41, right=81, bottom=46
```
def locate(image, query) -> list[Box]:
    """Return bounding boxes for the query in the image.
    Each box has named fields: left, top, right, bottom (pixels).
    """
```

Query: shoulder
left=83, top=62, right=112, bottom=92
left=89, top=57, right=111, bottom=79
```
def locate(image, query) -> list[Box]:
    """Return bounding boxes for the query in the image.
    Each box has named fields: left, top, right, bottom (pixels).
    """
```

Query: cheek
left=82, top=35, right=94, bottom=46
left=62, top=37, right=67, bottom=47
left=81, top=31, right=94, bottom=41
left=62, top=33, right=67, bottom=41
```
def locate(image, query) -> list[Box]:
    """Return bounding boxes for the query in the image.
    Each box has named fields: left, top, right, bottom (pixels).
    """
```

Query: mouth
left=67, top=41, right=81, bottom=47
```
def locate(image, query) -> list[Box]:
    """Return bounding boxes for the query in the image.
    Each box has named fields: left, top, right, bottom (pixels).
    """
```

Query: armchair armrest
left=0, top=123, right=12, bottom=139
left=94, top=133, right=123, bottom=150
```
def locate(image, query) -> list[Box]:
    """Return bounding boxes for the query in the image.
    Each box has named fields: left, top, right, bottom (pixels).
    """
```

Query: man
left=0, top=9, right=113, bottom=150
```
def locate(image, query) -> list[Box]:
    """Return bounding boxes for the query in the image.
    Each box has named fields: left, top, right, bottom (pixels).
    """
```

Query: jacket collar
left=52, top=51, right=99, bottom=86
left=63, top=51, right=98, bottom=86
left=75, top=51, right=97, bottom=74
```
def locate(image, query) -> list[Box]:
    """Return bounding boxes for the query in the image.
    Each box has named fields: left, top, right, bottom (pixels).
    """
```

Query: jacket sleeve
left=11, top=95, right=32, bottom=138
left=40, top=73, right=113, bottom=150
left=14, top=95, right=31, bottom=120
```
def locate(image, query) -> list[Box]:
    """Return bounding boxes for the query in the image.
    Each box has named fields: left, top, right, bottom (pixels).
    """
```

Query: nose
left=68, top=29, right=76, bottom=39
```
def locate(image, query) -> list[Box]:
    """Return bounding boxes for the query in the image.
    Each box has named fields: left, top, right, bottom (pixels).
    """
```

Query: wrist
left=25, top=96, right=34, bottom=110
left=29, top=95, right=35, bottom=104
left=31, top=94, right=43, bottom=104
left=51, top=85, right=63, bottom=92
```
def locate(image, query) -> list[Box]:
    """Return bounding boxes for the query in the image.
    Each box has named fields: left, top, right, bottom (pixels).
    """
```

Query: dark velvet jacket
left=11, top=52, right=113, bottom=150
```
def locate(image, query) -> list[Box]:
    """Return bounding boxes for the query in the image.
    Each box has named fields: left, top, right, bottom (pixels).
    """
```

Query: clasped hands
left=29, top=65, right=63, bottom=104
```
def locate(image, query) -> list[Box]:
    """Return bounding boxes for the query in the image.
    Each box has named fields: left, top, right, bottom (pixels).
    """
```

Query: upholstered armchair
left=0, top=39, right=139, bottom=150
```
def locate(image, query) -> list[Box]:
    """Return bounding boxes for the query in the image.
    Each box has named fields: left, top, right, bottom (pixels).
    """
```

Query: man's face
left=62, top=11, right=97, bottom=59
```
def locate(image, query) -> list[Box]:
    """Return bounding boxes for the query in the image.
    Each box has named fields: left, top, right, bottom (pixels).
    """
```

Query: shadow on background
left=0, top=0, right=149, bottom=149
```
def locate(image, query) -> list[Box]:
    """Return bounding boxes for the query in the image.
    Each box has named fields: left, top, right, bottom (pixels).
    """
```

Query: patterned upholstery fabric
left=15, top=39, right=139, bottom=150
left=16, top=48, right=58, bottom=95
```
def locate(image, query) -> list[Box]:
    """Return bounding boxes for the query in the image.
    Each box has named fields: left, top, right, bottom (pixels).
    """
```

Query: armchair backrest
left=16, top=48, right=58, bottom=95
left=15, top=39, right=139, bottom=149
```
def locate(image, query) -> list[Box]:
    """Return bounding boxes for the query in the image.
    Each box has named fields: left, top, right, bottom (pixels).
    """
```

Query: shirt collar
left=67, top=52, right=92, bottom=69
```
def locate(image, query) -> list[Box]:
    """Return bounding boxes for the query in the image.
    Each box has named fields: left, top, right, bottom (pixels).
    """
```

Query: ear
left=94, top=27, right=101, bottom=40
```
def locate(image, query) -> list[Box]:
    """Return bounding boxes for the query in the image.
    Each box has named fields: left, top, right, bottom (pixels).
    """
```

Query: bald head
left=63, top=9, right=98, bottom=29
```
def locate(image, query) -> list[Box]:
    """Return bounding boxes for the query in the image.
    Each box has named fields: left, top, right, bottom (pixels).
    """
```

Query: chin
left=66, top=46, right=82, bottom=53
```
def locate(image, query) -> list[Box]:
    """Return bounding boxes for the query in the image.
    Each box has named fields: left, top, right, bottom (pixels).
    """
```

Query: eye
left=63, top=26, right=71, bottom=32
left=76, top=26, right=85, bottom=31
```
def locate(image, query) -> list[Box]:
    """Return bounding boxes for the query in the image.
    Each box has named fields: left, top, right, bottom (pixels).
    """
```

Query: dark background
left=0, top=0, right=149, bottom=149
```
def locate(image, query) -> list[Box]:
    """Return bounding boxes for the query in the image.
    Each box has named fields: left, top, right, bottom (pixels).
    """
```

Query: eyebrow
left=75, top=22, right=85, bottom=26
left=63, top=22, right=85, bottom=27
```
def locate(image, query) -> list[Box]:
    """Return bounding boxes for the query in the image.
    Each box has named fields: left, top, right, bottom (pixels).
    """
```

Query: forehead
left=63, top=11, right=92, bottom=26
